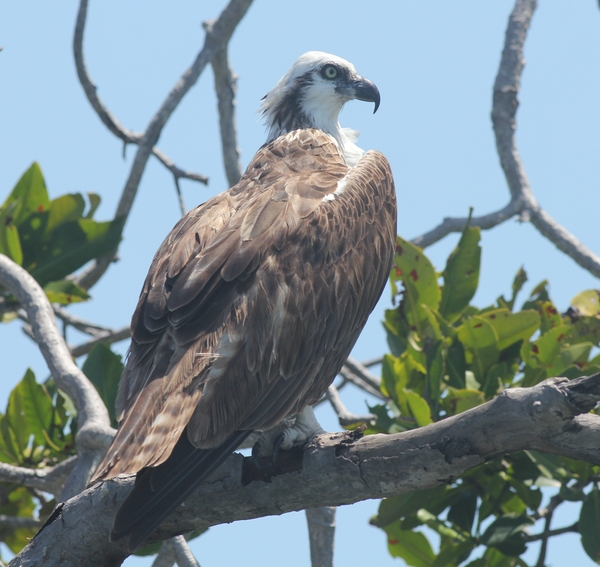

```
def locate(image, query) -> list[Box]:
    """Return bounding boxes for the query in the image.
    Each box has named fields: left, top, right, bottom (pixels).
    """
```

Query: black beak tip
left=353, top=78, right=381, bottom=115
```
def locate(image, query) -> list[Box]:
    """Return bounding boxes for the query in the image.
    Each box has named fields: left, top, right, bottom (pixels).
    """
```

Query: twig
left=0, top=457, right=77, bottom=498
left=360, top=356, right=383, bottom=368
left=339, top=366, right=386, bottom=400
left=72, top=0, right=207, bottom=215
left=164, top=536, right=201, bottom=567
left=0, top=255, right=114, bottom=498
left=69, top=325, right=131, bottom=358
left=53, top=305, right=114, bottom=336
left=211, top=47, right=243, bottom=187
left=411, top=200, right=520, bottom=249
left=306, top=507, right=336, bottom=567
left=344, top=357, right=381, bottom=390
left=73, top=0, right=253, bottom=291
left=326, top=385, right=375, bottom=427
left=0, top=516, right=42, bottom=530
left=525, top=522, right=578, bottom=544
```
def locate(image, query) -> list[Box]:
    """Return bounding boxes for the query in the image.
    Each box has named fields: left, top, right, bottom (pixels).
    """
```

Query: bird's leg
left=276, top=405, right=325, bottom=451
left=251, top=406, right=325, bottom=466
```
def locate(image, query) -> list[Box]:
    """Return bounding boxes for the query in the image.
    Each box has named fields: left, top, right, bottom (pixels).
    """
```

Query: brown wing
left=91, top=128, right=396, bottom=483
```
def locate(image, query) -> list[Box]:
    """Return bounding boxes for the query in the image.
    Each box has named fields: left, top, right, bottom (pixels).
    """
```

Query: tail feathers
left=111, top=428, right=251, bottom=552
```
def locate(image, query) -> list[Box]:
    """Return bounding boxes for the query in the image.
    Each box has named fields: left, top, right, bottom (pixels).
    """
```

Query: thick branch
left=0, top=255, right=114, bottom=497
left=306, top=507, right=336, bottom=567
left=211, top=47, right=243, bottom=187
left=14, top=374, right=600, bottom=566
left=0, top=457, right=77, bottom=498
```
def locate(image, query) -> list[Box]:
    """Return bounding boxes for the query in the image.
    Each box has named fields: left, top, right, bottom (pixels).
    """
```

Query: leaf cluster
left=0, top=163, right=124, bottom=317
left=369, top=224, right=600, bottom=566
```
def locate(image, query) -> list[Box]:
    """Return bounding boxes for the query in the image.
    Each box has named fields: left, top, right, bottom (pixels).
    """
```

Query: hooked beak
left=351, top=77, right=381, bottom=114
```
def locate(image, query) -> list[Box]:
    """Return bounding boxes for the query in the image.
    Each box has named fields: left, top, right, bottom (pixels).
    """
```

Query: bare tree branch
left=14, top=373, right=600, bottom=566
left=339, top=366, right=385, bottom=400
left=73, top=0, right=208, bottom=206
left=326, top=385, right=374, bottom=427
left=344, top=357, right=381, bottom=391
left=0, top=255, right=114, bottom=498
left=211, top=47, right=243, bottom=187
left=306, top=507, right=336, bottom=567
left=69, top=325, right=131, bottom=358
left=0, top=457, right=77, bottom=498
left=53, top=305, right=115, bottom=336
left=411, top=200, right=520, bottom=249
left=73, top=0, right=253, bottom=291
left=410, top=0, right=600, bottom=281
left=151, top=543, right=176, bottom=567
left=164, top=536, right=201, bottom=567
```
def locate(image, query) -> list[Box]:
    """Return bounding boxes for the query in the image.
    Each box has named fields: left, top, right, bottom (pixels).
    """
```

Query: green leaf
left=82, top=344, right=124, bottom=427
left=538, top=301, right=562, bottom=334
left=580, top=487, right=600, bottom=562
left=442, top=388, right=485, bottom=416
left=571, top=290, right=600, bottom=316
left=28, top=216, right=124, bottom=286
left=43, top=280, right=91, bottom=305
left=482, top=309, right=540, bottom=352
left=480, top=515, right=533, bottom=556
left=46, top=193, right=86, bottom=233
left=391, top=237, right=440, bottom=334
left=439, top=225, right=481, bottom=324
left=1, top=162, right=50, bottom=226
left=372, top=486, right=447, bottom=527
left=457, top=315, right=499, bottom=382
left=447, top=488, right=478, bottom=532
left=404, top=390, right=433, bottom=427
left=383, top=523, right=435, bottom=567
left=0, top=486, right=37, bottom=553
left=85, top=192, right=102, bottom=219
left=0, top=200, right=23, bottom=265
left=521, top=325, right=571, bottom=384
left=446, top=340, right=466, bottom=389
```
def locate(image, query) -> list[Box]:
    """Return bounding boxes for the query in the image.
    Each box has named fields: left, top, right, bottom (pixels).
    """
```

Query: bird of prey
left=91, top=51, right=397, bottom=552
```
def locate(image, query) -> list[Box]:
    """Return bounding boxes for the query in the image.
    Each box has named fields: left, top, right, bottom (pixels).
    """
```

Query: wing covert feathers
left=91, top=127, right=397, bottom=550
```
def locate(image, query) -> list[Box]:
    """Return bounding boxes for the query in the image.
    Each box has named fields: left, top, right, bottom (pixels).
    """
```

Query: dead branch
left=12, top=373, right=600, bottom=567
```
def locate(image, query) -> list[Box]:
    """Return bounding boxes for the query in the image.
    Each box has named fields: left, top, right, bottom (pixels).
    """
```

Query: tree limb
left=0, top=457, right=77, bottom=498
left=73, top=0, right=208, bottom=205
left=211, top=47, right=243, bottom=187
left=326, top=385, right=375, bottom=427
left=0, top=255, right=114, bottom=499
left=306, top=507, right=336, bottom=567
left=13, top=373, right=600, bottom=566
left=410, top=0, right=600, bottom=280
left=72, top=0, right=253, bottom=290
left=69, top=325, right=131, bottom=358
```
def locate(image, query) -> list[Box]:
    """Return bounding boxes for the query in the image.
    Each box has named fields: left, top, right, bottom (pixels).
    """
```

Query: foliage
left=0, top=163, right=123, bottom=319
left=370, top=225, right=600, bottom=566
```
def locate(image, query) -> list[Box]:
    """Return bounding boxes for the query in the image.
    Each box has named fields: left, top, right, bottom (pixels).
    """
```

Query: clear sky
left=0, top=1, right=599, bottom=565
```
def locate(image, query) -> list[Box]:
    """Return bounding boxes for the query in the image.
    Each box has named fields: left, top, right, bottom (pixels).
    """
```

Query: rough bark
left=10, top=374, right=600, bottom=566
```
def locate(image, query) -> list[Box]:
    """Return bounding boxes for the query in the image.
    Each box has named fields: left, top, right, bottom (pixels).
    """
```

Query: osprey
left=91, top=51, right=397, bottom=551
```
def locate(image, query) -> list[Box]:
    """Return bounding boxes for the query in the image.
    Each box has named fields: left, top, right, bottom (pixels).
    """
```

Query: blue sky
left=1, top=1, right=599, bottom=565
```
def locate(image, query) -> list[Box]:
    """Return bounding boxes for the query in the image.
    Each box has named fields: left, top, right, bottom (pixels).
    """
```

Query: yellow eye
left=322, top=65, right=338, bottom=80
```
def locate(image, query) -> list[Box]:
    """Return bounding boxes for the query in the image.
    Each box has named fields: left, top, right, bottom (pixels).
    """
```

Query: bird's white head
left=260, top=51, right=380, bottom=167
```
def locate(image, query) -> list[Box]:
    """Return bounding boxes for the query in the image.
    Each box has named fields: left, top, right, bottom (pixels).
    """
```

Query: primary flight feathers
left=90, top=51, right=397, bottom=552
